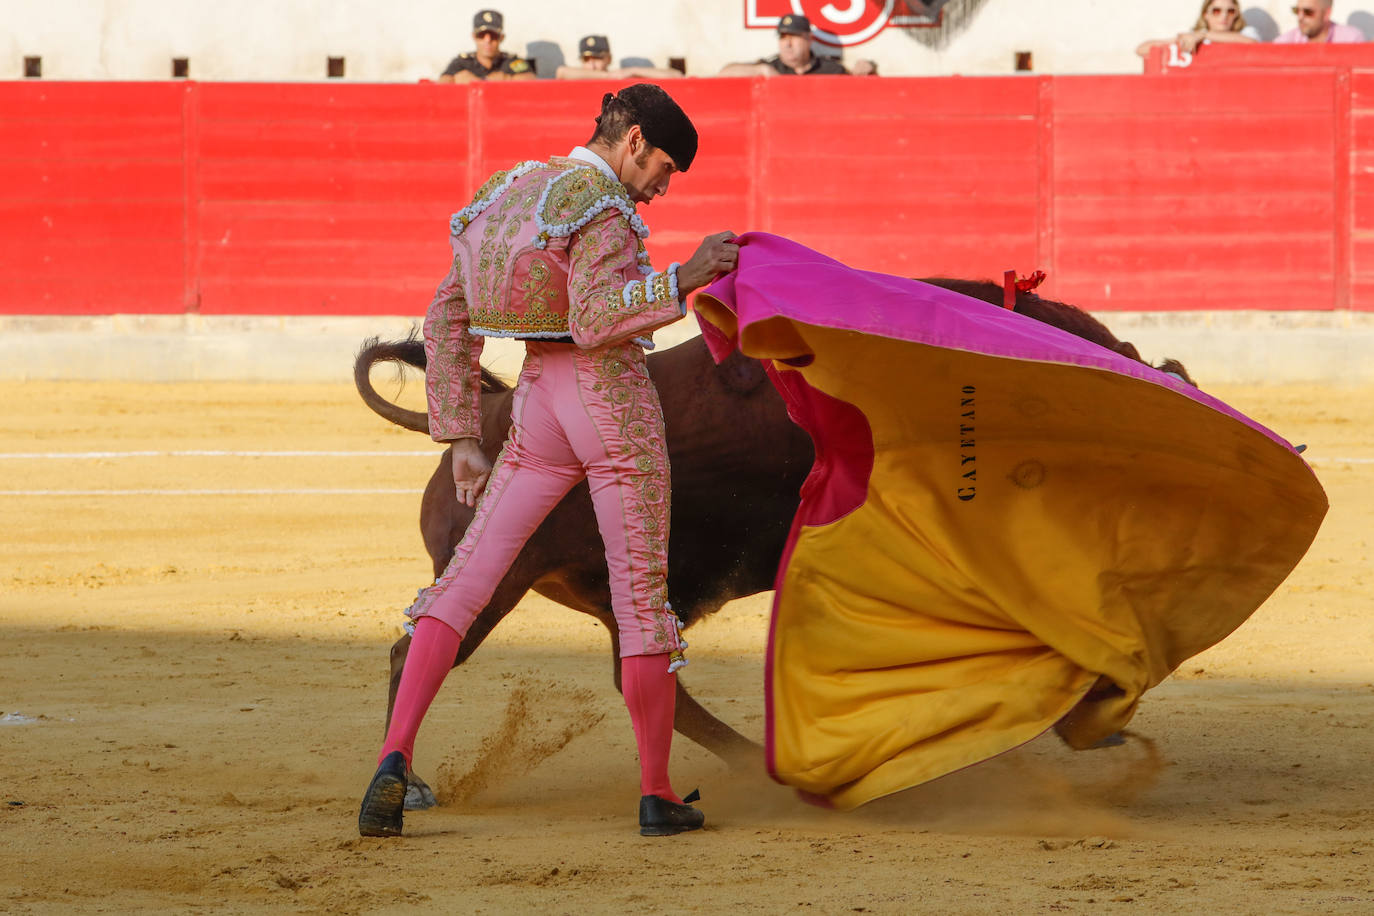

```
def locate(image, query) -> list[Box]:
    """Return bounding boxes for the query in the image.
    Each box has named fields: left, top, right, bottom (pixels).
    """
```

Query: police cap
left=777, top=13, right=812, bottom=36
left=473, top=9, right=504, bottom=36
left=580, top=35, right=611, bottom=58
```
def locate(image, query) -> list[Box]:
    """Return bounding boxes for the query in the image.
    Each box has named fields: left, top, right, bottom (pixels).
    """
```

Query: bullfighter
left=358, top=84, right=738, bottom=838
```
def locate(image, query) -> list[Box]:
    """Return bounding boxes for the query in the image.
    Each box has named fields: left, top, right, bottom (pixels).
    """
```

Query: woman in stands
left=1136, top=0, right=1260, bottom=58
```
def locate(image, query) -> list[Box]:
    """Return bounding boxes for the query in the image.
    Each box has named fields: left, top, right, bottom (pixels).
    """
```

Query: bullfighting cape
left=693, top=232, right=1327, bottom=810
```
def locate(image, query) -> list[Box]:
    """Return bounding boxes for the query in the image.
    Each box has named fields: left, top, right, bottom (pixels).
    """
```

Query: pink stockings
left=380, top=618, right=682, bottom=802
left=379, top=616, right=463, bottom=766
left=621, top=652, right=681, bottom=802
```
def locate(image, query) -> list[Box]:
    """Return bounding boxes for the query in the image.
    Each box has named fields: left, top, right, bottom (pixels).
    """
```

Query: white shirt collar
left=568, top=146, right=619, bottom=183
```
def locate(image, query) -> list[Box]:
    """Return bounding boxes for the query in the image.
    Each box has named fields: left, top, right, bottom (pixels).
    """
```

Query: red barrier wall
left=2, top=73, right=1370, bottom=315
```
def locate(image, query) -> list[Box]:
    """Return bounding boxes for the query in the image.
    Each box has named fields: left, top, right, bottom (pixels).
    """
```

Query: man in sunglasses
left=1275, top=1, right=1365, bottom=43
left=439, top=9, right=536, bottom=82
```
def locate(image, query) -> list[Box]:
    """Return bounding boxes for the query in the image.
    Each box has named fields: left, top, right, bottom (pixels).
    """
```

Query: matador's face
left=618, top=129, right=679, bottom=205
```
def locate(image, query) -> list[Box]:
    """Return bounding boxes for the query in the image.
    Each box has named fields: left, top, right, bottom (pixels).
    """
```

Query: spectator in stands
left=1275, top=1, right=1365, bottom=43
left=555, top=34, right=683, bottom=80
left=439, top=9, right=536, bottom=82
left=718, top=14, right=877, bottom=76
left=1135, top=0, right=1259, bottom=59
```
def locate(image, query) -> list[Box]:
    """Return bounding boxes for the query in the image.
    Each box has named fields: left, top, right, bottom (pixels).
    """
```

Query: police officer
left=439, top=9, right=536, bottom=82
left=719, top=14, right=851, bottom=76
left=554, top=34, right=683, bottom=80
left=576, top=34, right=613, bottom=71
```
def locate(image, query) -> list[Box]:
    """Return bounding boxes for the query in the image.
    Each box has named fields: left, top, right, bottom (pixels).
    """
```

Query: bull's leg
left=673, top=679, right=762, bottom=771
left=605, top=624, right=761, bottom=772
left=383, top=570, right=539, bottom=810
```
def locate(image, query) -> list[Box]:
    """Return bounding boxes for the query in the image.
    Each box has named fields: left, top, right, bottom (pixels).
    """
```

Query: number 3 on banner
left=821, top=0, right=865, bottom=24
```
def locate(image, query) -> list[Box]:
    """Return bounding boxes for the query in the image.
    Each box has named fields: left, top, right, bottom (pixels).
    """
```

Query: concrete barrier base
left=2, top=312, right=1372, bottom=385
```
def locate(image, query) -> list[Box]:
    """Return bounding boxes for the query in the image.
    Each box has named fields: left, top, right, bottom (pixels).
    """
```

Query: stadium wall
left=4, top=65, right=1374, bottom=382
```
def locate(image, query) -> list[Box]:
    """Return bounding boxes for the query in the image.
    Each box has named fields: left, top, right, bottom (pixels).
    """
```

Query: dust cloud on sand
left=1, top=380, right=1372, bottom=913
left=435, top=680, right=608, bottom=806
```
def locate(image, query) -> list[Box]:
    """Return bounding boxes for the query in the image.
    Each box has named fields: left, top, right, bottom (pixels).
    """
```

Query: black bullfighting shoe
left=358, top=751, right=407, bottom=837
left=638, top=794, right=705, bottom=837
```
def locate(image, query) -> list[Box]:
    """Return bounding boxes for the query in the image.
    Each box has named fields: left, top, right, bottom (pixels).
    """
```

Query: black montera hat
left=473, top=9, right=504, bottom=35
left=612, top=84, right=698, bottom=172
left=580, top=35, right=610, bottom=57
left=777, top=13, right=812, bottom=36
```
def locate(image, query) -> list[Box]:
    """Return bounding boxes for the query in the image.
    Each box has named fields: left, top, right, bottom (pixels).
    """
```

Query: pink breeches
left=408, top=341, right=684, bottom=659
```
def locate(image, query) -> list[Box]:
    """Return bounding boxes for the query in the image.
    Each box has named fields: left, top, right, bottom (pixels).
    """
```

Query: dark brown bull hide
left=355, top=279, right=1192, bottom=808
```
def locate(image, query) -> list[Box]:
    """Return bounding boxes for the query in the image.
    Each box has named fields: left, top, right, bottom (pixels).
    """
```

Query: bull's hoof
left=639, top=794, right=705, bottom=837
left=358, top=751, right=407, bottom=837
left=404, top=777, right=438, bottom=811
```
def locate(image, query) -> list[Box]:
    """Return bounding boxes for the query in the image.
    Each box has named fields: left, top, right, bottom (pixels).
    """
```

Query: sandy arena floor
left=1, top=373, right=1372, bottom=914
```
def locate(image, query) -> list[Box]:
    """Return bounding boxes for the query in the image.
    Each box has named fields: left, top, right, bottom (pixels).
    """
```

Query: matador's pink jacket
left=423, top=155, right=686, bottom=442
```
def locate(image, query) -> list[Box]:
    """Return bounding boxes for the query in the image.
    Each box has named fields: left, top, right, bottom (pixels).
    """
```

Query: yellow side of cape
left=731, top=320, right=1326, bottom=810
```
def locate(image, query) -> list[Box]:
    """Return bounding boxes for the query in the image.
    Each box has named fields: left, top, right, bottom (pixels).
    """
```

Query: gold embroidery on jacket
left=469, top=256, right=569, bottom=337
left=426, top=256, right=481, bottom=440
left=464, top=172, right=569, bottom=336
left=460, top=159, right=660, bottom=340
left=540, top=168, right=627, bottom=228
left=477, top=189, right=525, bottom=313
left=519, top=258, right=560, bottom=322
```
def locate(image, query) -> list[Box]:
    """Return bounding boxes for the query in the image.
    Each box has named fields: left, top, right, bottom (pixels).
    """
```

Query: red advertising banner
left=744, top=0, right=948, bottom=47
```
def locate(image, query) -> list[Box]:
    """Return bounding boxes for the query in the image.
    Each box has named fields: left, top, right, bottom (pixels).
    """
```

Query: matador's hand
left=449, top=438, right=492, bottom=508
left=677, top=231, right=740, bottom=296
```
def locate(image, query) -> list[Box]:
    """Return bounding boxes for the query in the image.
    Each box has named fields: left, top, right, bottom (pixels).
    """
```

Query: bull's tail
left=355, top=336, right=430, bottom=433
left=354, top=334, right=511, bottom=434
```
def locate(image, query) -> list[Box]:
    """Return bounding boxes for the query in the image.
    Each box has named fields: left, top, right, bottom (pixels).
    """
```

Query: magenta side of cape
left=696, top=231, right=1315, bottom=800
left=700, top=232, right=1304, bottom=455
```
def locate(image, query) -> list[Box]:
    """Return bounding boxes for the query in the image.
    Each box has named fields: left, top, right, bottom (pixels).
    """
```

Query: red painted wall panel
left=1, top=70, right=1372, bottom=315
left=1349, top=80, right=1374, bottom=303
left=0, top=82, right=189, bottom=314
left=0, top=120, right=183, bottom=159
left=0, top=273, right=185, bottom=315
left=757, top=76, right=1040, bottom=278
left=189, top=82, right=472, bottom=314
left=0, top=159, right=183, bottom=201
left=1057, top=72, right=1332, bottom=115
left=1050, top=68, right=1345, bottom=312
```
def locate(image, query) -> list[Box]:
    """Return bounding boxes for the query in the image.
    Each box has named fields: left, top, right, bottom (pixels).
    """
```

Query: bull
left=355, top=278, right=1194, bottom=809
